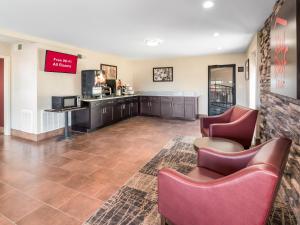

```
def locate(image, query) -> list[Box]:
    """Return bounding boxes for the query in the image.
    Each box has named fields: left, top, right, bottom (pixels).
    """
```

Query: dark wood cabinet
left=129, top=97, right=139, bottom=117
left=140, top=97, right=151, bottom=115
left=90, top=102, right=102, bottom=129
left=161, top=97, right=185, bottom=119
left=113, top=101, right=123, bottom=122
left=122, top=102, right=131, bottom=119
left=150, top=97, right=161, bottom=116
left=184, top=97, right=197, bottom=120
left=101, top=101, right=114, bottom=126
left=161, top=97, right=173, bottom=118
left=140, top=96, right=161, bottom=116
left=72, top=95, right=198, bottom=133
left=172, top=97, right=185, bottom=118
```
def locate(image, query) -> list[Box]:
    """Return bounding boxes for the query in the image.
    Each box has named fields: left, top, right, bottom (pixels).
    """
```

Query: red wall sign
left=44, top=50, right=78, bottom=74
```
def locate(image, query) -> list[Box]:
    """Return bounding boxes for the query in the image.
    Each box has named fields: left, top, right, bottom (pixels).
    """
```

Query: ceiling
left=0, top=0, right=276, bottom=59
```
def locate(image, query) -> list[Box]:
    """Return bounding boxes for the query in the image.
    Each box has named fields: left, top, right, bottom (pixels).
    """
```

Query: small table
left=193, top=137, right=244, bottom=153
left=45, top=107, right=87, bottom=140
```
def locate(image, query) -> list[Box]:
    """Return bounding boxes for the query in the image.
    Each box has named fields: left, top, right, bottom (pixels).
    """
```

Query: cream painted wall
left=131, top=53, right=247, bottom=114
left=37, top=44, right=133, bottom=133
left=246, top=34, right=260, bottom=109
left=0, top=42, right=12, bottom=135
left=0, top=42, right=11, bottom=56
left=11, top=43, right=38, bottom=133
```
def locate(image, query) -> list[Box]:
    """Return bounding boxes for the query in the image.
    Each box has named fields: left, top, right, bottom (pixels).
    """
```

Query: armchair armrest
left=200, top=108, right=232, bottom=129
left=197, top=141, right=270, bottom=175
left=158, top=166, right=278, bottom=225
left=209, top=110, right=258, bottom=148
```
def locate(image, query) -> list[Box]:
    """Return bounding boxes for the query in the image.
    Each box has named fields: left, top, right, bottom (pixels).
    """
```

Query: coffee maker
left=82, top=70, right=112, bottom=98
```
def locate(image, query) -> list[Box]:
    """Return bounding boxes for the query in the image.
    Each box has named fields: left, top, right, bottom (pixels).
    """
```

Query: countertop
left=137, top=91, right=199, bottom=97
left=81, top=94, right=139, bottom=102
left=81, top=91, right=200, bottom=102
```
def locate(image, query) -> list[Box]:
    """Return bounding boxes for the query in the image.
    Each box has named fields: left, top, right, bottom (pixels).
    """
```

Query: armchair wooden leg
left=161, top=215, right=167, bottom=225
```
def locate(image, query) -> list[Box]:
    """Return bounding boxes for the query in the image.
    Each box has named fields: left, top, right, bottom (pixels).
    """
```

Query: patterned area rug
left=84, top=136, right=297, bottom=225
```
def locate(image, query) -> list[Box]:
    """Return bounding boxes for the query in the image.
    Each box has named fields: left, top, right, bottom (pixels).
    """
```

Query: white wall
left=0, top=42, right=11, bottom=56
left=37, top=44, right=133, bottom=133
left=131, top=53, right=247, bottom=114
left=0, top=42, right=12, bottom=135
left=246, top=34, right=260, bottom=109
left=11, top=43, right=38, bottom=133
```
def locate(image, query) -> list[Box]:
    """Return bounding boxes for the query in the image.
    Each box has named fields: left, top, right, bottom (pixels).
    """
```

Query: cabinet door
left=102, top=105, right=113, bottom=125
left=122, top=103, right=131, bottom=119
left=90, top=103, right=102, bottom=129
left=71, top=108, right=90, bottom=131
left=172, top=97, right=185, bottom=118
left=113, top=103, right=122, bottom=122
left=150, top=101, right=161, bottom=116
left=161, top=97, right=173, bottom=118
left=140, top=101, right=151, bottom=115
left=184, top=97, right=196, bottom=120
left=130, top=102, right=139, bottom=117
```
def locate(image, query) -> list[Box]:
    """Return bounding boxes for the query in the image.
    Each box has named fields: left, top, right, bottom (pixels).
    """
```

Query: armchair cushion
left=187, top=167, right=223, bottom=182
left=197, top=141, right=270, bottom=176
left=200, top=106, right=258, bottom=148
left=158, top=138, right=292, bottom=225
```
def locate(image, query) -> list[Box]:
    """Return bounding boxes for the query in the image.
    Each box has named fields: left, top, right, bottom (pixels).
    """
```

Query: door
left=161, top=97, right=173, bottom=118
left=102, top=104, right=113, bottom=125
left=0, top=58, right=3, bottom=129
left=90, top=102, right=102, bottom=129
left=208, top=65, right=236, bottom=116
left=150, top=97, right=161, bottom=116
left=140, top=97, right=151, bottom=115
left=122, top=103, right=130, bottom=119
left=172, top=97, right=185, bottom=118
left=113, top=101, right=122, bottom=122
left=130, top=102, right=139, bottom=117
left=184, top=97, right=196, bottom=120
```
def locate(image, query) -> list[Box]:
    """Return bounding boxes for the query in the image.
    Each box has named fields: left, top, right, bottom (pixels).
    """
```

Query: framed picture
left=100, top=64, right=117, bottom=80
left=153, top=67, right=173, bottom=82
left=245, top=59, right=249, bottom=80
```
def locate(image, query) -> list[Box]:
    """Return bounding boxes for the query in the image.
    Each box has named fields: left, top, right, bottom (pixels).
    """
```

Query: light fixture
left=144, top=38, right=163, bottom=47
left=217, top=46, right=223, bottom=50
left=213, top=32, right=220, bottom=37
left=202, top=1, right=215, bottom=9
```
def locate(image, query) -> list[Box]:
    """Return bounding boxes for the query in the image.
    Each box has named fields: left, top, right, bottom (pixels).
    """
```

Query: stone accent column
left=259, top=0, right=300, bottom=221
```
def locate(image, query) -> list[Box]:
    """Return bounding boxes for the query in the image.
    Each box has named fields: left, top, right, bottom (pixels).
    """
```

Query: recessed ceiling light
left=203, top=1, right=215, bottom=9
left=144, top=38, right=163, bottom=47
left=213, top=32, right=220, bottom=37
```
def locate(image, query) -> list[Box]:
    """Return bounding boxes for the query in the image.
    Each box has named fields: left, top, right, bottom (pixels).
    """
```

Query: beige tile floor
left=0, top=116, right=200, bottom=225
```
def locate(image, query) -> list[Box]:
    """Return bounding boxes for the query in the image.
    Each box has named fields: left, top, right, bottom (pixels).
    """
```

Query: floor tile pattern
left=0, top=116, right=200, bottom=225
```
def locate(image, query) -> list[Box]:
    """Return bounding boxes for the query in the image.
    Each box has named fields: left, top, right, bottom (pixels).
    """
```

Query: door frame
left=0, top=55, right=11, bottom=135
left=208, top=64, right=236, bottom=116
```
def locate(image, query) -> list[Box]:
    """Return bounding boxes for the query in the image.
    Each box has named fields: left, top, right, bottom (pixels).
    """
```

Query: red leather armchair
left=158, top=138, right=291, bottom=225
left=200, top=106, right=258, bottom=149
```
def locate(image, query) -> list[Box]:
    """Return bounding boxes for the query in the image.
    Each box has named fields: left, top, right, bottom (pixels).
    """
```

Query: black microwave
left=52, top=96, right=78, bottom=110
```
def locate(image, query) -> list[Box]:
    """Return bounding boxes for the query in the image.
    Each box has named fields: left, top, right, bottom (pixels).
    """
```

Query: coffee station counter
left=81, top=94, right=139, bottom=102
left=137, top=91, right=200, bottom=97
left=72, top=91, right=199, bottom=133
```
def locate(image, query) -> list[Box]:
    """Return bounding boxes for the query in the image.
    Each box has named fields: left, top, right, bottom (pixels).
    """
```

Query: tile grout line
left=0, top=212, right=17, bottom=225
left=14, top=190, right=83, bottom=224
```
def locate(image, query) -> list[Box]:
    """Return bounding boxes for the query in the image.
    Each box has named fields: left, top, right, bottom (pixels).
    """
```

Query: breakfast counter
left=73, top=91, right=199, bottom=133
left=81, top=91, right=199, bottom=102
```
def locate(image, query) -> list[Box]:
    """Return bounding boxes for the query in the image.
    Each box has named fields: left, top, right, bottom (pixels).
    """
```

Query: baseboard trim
left=11, top=128, right=65, bottom=142
left=197, top=114, right=207, bottom=119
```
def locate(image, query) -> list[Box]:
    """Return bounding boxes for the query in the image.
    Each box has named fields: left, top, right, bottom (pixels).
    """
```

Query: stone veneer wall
left=259, top=0, right=300, bottom=221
